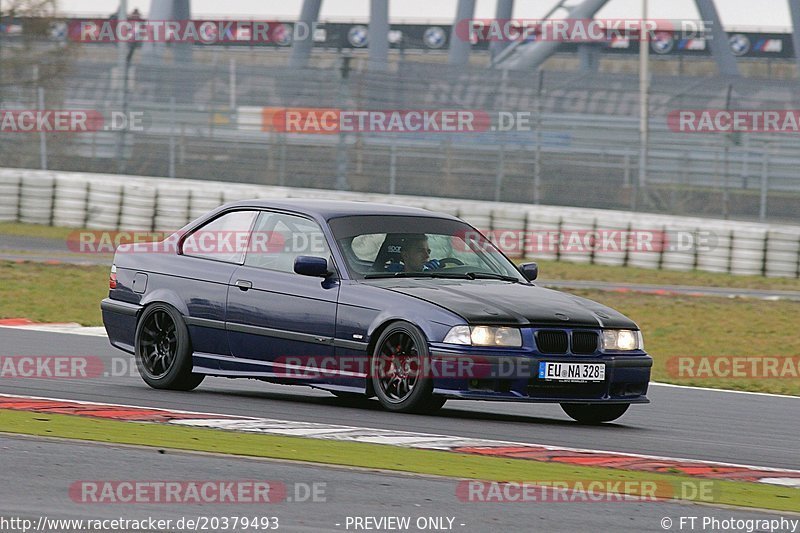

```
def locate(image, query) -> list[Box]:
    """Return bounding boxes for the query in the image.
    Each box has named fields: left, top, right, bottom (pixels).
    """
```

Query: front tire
left=370, top=322, right=446, bottom=414
left=135, top=304, right=204, bottom=391
left=561, top=403, right=629, bottom=424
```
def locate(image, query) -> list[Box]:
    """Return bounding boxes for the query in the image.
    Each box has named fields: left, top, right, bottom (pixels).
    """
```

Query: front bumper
left=428, top=348, right=652, bottom=404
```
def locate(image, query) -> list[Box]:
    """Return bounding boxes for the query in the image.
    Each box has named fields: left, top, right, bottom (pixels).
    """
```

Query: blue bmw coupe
left=102, top=200, right=651, bottom=423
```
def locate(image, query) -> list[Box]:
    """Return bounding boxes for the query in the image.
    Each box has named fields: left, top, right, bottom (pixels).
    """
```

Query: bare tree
left=1, top=0, right=67, bottom=92
left=3, top=0, right=58, bottom=17
left=0, top=0, right=75, bottom=168
left=2, top=0, right=59, bottom=44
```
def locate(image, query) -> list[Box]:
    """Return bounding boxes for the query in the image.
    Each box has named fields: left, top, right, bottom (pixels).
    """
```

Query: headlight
left=443, top=326, right=522, bottom=347
left=601, top=329, right=642, bottom=351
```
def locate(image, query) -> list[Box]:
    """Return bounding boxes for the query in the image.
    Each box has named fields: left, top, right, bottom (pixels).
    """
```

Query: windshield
left=329, top=215, right=526, bottom=282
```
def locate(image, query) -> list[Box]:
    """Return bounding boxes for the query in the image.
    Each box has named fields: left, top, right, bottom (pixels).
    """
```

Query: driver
left=399, top=234, right=441, bottom=272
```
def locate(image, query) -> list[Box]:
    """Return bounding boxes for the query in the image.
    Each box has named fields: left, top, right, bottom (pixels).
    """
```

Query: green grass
left=533, top=260, right=800, bottom=292
left=0, top=222, right=82, bottom=240
left=0, top=410, right=796, bottom=512
left=0, top=261, right=108, bottom=326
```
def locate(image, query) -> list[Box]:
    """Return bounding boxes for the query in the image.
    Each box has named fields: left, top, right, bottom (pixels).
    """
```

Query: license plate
left=538, top=362, right=605, bottom=382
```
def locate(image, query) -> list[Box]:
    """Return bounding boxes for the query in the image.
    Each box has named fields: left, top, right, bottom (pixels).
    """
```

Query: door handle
left=235, top=280, right=253, bottom=291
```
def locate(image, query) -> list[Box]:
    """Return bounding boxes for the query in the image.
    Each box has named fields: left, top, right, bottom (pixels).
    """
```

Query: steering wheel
left=439, top=257, right=465, bottom=267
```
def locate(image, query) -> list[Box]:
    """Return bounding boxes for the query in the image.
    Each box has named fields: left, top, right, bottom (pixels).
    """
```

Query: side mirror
left=294, top=256, right=332, bottom=278
left=520, top=262, right=538, bottom=281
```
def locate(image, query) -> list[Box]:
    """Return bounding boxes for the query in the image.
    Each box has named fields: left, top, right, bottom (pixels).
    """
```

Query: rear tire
left=370, top=322, right=445, bottom=414
left=561, top=403, right=629, bottom=424
left=135, top=304, right=204, bottom=391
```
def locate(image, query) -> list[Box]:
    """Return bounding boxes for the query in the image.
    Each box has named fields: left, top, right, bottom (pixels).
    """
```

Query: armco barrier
left=2, top=168, right=800, bottom=279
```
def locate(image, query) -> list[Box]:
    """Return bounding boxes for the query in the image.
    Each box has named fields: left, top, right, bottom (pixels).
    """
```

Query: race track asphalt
left=0, top=434, right=792, bottom=533
left=0, top=328, right=797, bottom=470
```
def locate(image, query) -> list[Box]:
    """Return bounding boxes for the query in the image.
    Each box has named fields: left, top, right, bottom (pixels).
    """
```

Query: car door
left=175, top=209, right=258, bottom=368
left=225, top=210, right=340, bottom=377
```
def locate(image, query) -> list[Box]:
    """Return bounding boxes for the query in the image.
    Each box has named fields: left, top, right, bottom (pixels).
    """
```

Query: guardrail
left=1, top=167, right=799, bottom=278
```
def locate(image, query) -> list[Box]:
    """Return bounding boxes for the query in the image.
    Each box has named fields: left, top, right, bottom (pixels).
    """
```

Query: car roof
left=222, top=199, right=459, bottom=222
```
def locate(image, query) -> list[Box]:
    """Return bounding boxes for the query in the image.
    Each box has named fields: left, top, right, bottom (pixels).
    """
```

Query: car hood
left=368, top=279, right=638, bottom=329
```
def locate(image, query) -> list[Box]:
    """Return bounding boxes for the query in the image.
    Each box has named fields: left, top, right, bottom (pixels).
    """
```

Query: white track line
left=649, top=382, right=800, bottom=400
left=0, top=323, right=108, bottom=337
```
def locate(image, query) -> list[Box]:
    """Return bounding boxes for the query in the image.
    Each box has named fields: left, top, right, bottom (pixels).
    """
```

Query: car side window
left=244, top=211, right=332, bottom=274
left=181, top=210, right=257, bottom=264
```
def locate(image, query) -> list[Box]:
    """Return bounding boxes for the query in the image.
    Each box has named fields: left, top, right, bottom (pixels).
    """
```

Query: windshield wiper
left=364, top=272, right=432, bottom=279
left=465, top=272, right=521, bottom=282
left=365, top=271, right=520, bottom=282
left=364, top=272, right=471, bottom=280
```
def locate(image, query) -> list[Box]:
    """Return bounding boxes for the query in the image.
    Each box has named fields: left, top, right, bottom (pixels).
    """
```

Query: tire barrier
left=524, top=209, right=562, bottom=263
left=154, top=185, right=192, bottom=232
left=3, top=167, right=799, bottom=279
left=53, top=174, right=90, bottom=228
left=766, top=230, right=800, bottom=278
left=85, top=177, right=123, bottom=230
left=19, top=172, right=54, bottom=226
left=0, top=169, right=21, bottom=222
